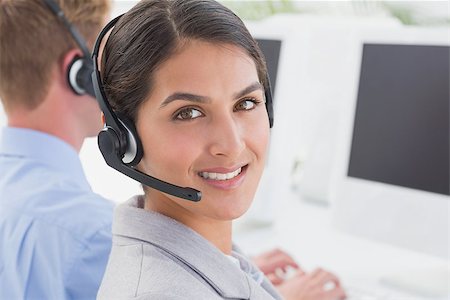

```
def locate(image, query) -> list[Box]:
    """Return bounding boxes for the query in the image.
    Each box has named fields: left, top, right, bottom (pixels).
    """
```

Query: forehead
left=150, top=40, right=259, bottom=100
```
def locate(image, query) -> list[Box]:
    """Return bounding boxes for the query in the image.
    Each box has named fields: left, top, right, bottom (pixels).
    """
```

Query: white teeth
left=217, top=173, right=226, bottom=180
left=200, top=167, right=242, bottom=181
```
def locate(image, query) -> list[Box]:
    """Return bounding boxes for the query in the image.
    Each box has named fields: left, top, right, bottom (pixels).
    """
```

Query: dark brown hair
left=0, top=0, right=110, bottom=112
left=101, top=0, right=268, bottom=123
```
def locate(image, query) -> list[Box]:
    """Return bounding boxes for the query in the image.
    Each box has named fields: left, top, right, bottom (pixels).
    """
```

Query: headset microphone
left=92, top=15, right=202, bottom=202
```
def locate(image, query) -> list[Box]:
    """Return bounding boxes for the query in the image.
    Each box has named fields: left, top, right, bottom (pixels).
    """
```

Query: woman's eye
left=234, top=99, right=259, bottom=111
left=175, top=108, right=203, bottom=120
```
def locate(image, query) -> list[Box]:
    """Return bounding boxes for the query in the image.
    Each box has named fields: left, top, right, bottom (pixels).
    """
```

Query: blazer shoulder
left=98, top=242, right=220, bottom=299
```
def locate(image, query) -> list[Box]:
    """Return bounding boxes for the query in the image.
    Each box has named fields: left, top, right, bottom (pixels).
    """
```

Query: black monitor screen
left=256, top=39, right=282, bottom=100
left=348, top=44, right=450, bottom=196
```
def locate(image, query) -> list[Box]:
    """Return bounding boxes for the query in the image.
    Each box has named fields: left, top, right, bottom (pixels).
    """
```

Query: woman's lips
left=199, top=167, right=242, bottom=180
left=198, top=165, right=248, bottom=190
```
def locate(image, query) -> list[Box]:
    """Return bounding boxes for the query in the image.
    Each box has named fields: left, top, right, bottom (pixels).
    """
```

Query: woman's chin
left=208, top=202, right=253, bottom=221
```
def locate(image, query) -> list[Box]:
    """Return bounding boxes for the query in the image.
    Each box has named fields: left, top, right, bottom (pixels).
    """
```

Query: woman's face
left=136, top=40, right=270, bottom=222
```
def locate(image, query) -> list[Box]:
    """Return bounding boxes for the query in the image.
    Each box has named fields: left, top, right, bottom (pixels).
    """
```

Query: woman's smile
left=197, top=164, right=249, bottom=190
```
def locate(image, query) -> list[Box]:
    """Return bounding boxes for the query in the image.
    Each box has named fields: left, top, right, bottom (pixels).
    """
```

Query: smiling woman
left=96, top=0, right=279, bottom=299
left=137, top=40, right=270, bottom=225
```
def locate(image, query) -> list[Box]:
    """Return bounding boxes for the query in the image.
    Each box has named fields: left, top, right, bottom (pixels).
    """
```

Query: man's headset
left=43, top=0, right=95, bottom=97
left=45, top=1, right=274, bottom=202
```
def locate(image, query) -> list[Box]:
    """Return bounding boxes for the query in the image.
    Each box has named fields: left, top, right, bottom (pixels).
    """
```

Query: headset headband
left=43, top=0, right=92, bottom=58
left=92, top=15, right=124, bottom=139
left=92, top=14, right=274, bottom=130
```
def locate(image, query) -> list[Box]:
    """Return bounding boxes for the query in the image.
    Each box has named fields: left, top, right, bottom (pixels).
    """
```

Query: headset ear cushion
left=98, top=127, right=121, bottom=161
left=67, top=56, right=86, bottom=95
left=117, top=114, right=143, bottom=166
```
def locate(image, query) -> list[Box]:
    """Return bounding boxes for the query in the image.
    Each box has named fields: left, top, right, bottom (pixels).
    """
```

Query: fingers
left=324, top=284, right=347, bottom=300
left=268, top=252, right=301, bottom=273
left=255, top=250, right=347, bottom=300
left=309, top=268, right=346, bottom=300
left=276, top=269, right=347, bottom=300
left=266, top=273, right=284, bottom=286
left=265, top=265, right=305, bottom=286
left=254, top=248, right=300, bottom=275
left=269, top=248, right=300, bottom=269
left=309, top=268, right=341, bottom=288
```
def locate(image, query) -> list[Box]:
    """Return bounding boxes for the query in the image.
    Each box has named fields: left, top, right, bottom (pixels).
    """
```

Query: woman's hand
left=276, top=268, right=347, bottom=300
left=252, top=248, right=301, bottom=285
left=253, top=248, right=346, bottom=300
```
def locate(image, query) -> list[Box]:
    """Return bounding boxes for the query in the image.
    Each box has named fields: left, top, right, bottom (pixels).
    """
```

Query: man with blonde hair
left=0, top=0, right=113, bottom=298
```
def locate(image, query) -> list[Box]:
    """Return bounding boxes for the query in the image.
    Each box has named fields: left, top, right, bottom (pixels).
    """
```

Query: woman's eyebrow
left=233, top=82, right=263, bottom=99
left=160, top=93, right=210, bottom=108
left=160, top=81, right=263, bottom=108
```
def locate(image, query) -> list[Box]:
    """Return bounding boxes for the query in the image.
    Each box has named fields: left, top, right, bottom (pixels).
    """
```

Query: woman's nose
left=207, top=114, right=245, bottom=159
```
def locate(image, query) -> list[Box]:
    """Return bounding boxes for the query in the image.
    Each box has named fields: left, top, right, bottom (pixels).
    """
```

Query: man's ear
left=61, top=49, right=83, bottom=79
left=61, top=49, right=88, bottom=95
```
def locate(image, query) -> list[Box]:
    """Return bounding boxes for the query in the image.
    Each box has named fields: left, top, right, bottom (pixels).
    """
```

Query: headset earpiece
left=265, top=73, right=274, bottom=128
left=117, top=114, right=143, bottom=166
left=98, top=126, right=121, bottom=161
left=67, top=56, right=95, bottom=97
left=97, top=113, right=143, bottom=167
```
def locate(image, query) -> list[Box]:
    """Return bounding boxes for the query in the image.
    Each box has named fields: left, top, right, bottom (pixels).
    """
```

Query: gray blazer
left=97, top=196, right=283, bottom=300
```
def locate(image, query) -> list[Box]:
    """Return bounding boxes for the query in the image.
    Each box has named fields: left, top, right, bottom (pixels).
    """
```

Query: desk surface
left=233, top=190, right=449, bottom=299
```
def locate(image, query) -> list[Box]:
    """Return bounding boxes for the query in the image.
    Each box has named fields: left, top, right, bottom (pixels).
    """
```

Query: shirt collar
left=113, top=196, right=253, bottom=299
left=0, top=126, right=91, bottom=191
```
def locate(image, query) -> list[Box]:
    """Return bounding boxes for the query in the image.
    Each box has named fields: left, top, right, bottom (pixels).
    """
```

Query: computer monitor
left=348, top=43, right=449, bottom=197
left=256, top=38, right=282, bottom=97
left=332, top=27, right=449, bottom=295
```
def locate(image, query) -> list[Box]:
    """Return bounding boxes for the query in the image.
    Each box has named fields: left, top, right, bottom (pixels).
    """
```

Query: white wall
left=111, top=0, right=138, bottom=17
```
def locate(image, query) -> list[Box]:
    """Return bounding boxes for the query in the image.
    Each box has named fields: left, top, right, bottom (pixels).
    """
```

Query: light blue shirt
left=0, top=127, right=114, bottom=300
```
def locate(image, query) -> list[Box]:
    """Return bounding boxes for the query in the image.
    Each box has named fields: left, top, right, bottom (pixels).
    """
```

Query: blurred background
left=1, top=1, right=446, bottom=205
left=71, top=0, right=449, bottom=205
left=0, top=1, right=448, bottom=299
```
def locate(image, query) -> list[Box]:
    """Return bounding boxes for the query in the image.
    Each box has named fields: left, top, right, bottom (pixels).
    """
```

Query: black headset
left=43, top=0, right=96, bottom=97
left=45, top=2, right=274, bottom=202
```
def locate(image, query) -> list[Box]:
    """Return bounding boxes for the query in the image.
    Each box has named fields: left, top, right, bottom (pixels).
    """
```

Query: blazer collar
left=113, top=196, right=252, bottom=299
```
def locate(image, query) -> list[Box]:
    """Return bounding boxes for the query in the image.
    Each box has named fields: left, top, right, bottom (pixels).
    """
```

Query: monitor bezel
left=331, top=27, right=450, bottom=259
